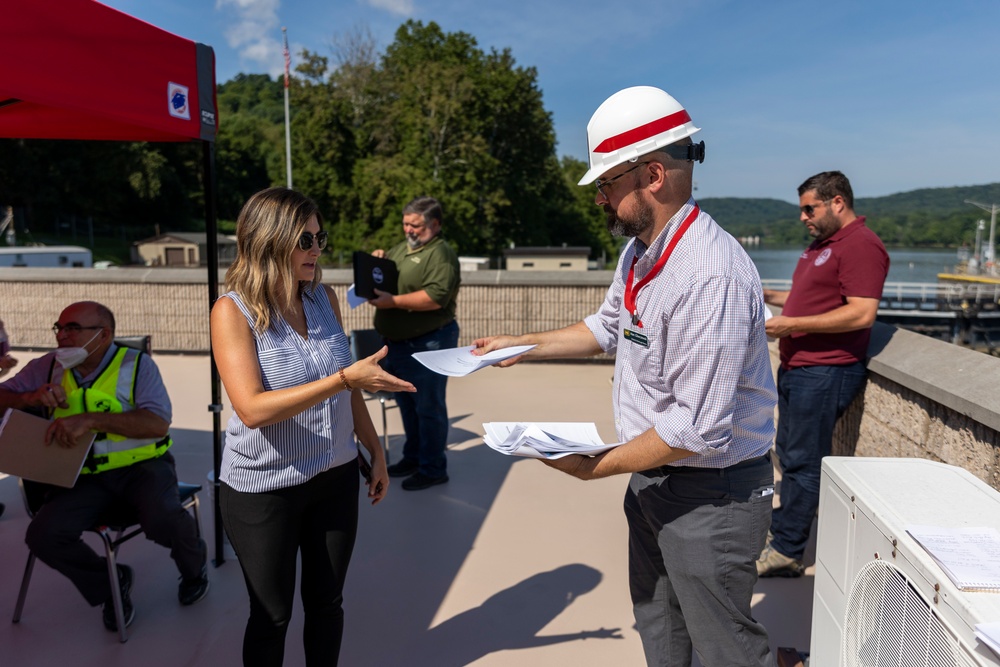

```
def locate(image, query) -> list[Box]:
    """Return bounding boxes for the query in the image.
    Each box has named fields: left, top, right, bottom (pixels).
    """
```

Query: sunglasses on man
left=800, top=199, right=833, bottom=217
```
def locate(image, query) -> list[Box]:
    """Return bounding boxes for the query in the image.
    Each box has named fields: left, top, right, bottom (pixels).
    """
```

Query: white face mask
left=54, top=329, right=102, bottom=370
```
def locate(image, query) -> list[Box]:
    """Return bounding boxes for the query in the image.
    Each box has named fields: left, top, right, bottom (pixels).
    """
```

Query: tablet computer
left=353, top=251, right=399, bottom=299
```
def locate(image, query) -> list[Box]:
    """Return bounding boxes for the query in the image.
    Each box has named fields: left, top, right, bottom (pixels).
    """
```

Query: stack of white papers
left=976, top=622, right=1000, bottom=658
left=413, top=345, right=536, bottom=377
left=482, top=422, right=620, bottom=459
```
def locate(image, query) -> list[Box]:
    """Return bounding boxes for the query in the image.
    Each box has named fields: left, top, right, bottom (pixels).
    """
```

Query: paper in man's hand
left=412, top=344, right=536, bottom=377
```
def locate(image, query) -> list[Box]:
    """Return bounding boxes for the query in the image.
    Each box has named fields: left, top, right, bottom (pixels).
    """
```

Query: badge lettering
left=623, top=329, right=649, bottom=347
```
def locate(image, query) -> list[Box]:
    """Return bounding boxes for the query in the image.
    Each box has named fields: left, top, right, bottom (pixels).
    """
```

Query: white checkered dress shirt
left=585, top=199, right=777, bottom=468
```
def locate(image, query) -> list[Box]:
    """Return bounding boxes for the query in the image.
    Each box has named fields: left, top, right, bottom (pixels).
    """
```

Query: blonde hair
left=225, top=187, right=323, bottom=332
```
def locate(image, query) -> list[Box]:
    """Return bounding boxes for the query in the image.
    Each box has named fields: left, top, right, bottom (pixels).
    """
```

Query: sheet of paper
left=412, top=344, right=536, bottom=377
left=346, top=283, right=368, bottom=309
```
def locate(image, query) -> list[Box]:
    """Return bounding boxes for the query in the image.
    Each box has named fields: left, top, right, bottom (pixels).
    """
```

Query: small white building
left=458, top=256, right=490, bottom=271
left=131, top=232, right=237, bottom=267
left=0, top=245, right=92, bottom=267
left=502, top=246, right=590, bottom=271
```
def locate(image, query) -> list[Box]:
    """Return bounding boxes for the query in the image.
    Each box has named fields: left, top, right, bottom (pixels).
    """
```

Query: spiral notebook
left=906, top=524, right=1000, bottom=592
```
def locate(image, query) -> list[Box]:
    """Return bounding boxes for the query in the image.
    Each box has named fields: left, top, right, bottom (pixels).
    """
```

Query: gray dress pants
left=624, top=455, right=774, bottom=667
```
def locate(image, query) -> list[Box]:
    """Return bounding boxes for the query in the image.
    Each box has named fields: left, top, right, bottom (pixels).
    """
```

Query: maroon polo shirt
left=779, top=216, right=889, bottom=369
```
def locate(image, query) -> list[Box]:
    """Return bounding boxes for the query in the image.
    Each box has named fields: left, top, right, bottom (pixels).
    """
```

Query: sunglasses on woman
left=298, top=231, right=328, bottom=251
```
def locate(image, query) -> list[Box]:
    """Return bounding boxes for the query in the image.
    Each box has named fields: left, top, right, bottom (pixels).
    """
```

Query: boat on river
left=937, top=272, right=1000, bottom=285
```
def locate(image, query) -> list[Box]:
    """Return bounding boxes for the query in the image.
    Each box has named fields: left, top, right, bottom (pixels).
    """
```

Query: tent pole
left=202, top=139, right=225, bottom=567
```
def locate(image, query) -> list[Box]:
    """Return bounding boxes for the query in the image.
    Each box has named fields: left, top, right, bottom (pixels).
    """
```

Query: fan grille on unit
left=843, top=559, right=976, bottom=667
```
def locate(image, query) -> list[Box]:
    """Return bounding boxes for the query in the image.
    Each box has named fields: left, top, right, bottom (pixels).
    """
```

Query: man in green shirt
left=369, top=196, right=461, bottom=490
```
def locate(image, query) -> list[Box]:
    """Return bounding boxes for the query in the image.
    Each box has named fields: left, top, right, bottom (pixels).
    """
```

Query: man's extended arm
left=473, top=321, right=604, bottom=366
left=765, top=295, right=878, bottom=339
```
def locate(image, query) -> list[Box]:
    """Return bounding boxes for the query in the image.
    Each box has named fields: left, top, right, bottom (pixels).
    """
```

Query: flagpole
left=282, top=26, right=293, bottom=189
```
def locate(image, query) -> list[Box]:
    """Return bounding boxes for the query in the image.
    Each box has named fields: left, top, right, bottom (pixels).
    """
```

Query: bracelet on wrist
left=338, top=367, right=353, bottom=391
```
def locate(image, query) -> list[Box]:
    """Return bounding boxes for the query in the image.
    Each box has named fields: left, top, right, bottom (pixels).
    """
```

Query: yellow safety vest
left=53, top=346, right=171, bottom=474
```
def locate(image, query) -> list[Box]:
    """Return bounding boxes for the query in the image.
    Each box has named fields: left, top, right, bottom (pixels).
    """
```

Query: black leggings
left=220, top=462, right=359, bottom=667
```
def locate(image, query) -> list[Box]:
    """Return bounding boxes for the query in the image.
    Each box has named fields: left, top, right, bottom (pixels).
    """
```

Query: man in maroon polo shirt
left=756, top=171, right=889, bottom=577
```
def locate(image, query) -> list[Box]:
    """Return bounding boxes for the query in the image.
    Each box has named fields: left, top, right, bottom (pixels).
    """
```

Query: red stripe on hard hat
left=593, top=110, right=692, bottom=153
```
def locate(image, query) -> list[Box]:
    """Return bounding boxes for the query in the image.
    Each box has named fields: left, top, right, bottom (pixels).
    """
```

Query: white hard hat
left=578, top=86, right=701, bottom=185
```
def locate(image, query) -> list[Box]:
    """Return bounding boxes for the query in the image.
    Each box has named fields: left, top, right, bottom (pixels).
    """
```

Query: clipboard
left=352, top=251, right=399, bottom=299
left=0, top=408, right=95, bottom=488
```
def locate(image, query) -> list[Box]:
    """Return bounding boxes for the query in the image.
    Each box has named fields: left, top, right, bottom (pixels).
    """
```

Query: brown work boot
left=756, top=544, right=805, bottom=578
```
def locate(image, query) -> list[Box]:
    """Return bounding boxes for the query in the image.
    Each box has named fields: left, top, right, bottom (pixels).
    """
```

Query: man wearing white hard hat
left=474, top=86, right=776, bottom=666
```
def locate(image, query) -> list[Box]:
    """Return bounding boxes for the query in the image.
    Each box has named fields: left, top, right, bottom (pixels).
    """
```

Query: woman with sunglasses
left=211, top=187, right=415, bottom=666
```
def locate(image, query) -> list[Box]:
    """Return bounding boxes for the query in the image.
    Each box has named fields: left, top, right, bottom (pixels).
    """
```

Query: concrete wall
left=3, top=267, right=998, bottom=491
left=0, top=267, right=613, bottom=352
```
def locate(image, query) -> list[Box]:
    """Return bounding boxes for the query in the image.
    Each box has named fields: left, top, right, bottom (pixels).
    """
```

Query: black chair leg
left=11, top=552, right=36, bottom=623
left=379, top=397, right=390, bottom=460
left=101, top=530, right=128, bottom=643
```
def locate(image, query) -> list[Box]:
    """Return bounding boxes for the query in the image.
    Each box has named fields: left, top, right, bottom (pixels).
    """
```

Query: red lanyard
left=624, top=204, right=700, bottom=328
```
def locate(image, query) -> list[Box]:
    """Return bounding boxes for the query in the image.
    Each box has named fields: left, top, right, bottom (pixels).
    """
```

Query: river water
left=747, top=247, right=960, bottom=284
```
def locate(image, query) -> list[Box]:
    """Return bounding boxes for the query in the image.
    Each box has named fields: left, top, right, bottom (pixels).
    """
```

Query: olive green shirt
left=373, top=235, right=460, bottom=341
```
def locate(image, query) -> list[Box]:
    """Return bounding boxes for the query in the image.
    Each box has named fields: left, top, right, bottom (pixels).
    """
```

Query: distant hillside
left=701, top=183, right=1000, bottom=247
left=858, top=183, right=1000, bottom=217
left=699, top=197, right=798, bottom=228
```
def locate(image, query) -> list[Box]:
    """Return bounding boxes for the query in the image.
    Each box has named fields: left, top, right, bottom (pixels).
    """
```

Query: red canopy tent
left=0, top=0, right=228, bottom=565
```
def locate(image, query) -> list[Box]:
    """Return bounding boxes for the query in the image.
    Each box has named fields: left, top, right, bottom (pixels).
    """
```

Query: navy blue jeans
left=383, top=320, right=459, bottom=478
left=771, top=362, right=867, bottom=560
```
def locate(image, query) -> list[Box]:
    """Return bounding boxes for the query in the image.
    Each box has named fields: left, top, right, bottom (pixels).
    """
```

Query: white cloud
left=365, top=0, right=414, bottom=17
left=216, top=0, right=284, bottom=76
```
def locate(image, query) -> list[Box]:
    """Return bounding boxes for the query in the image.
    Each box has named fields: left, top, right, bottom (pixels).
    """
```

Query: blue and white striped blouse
left=219, top=286, right=357, bottom=493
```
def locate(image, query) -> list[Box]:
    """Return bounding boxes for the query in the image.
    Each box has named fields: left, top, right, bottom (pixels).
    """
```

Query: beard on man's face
left=806, top=209, right=840, bottom=242
left=604, top=188, right=654, bottom=238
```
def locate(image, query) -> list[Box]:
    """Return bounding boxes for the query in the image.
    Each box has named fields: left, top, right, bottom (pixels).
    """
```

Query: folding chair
left=12, top=479, right=202, bottom=643
left=349, top=328, right=398, bottom=461
left=113, top=335, right=152, bottom=355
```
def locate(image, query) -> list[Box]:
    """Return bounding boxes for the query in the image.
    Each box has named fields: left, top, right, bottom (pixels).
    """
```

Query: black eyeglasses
left=298, top=231, right=328, bottom=251
left=800, top=199, right=833, bottom=217
left=595, top=161, right=650, bottom=199
left=52, top=323, right=103, bottom=334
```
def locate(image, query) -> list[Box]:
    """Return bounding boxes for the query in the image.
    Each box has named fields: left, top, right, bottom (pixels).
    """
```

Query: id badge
left=623, top=328, right=649, bottom=347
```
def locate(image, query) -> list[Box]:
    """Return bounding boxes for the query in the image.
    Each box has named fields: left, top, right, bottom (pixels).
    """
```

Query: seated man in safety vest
left=0, top=301, right=208, bottom=632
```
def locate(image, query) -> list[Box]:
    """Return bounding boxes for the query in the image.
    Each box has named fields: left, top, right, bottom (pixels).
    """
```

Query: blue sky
left=101, top=0, right=999, bottom=203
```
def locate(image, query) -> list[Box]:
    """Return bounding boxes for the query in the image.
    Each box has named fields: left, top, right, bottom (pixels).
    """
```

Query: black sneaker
left=102, top=564, right=135, bottom=632
left=178, top=567, right=210, bottom=606
left=401, top=472, right=449, bottom=491
left=0, top=502, right=5, bottom=519
left=387, top=459, right=419, bottom=478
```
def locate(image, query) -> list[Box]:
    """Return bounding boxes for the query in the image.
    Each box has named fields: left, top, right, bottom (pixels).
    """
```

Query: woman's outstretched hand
left=345, top=345, right=416, bottom=394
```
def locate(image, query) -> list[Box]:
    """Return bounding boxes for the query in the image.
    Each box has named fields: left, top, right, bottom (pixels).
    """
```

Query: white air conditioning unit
left=811, top=457, right=1000, bottom=667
